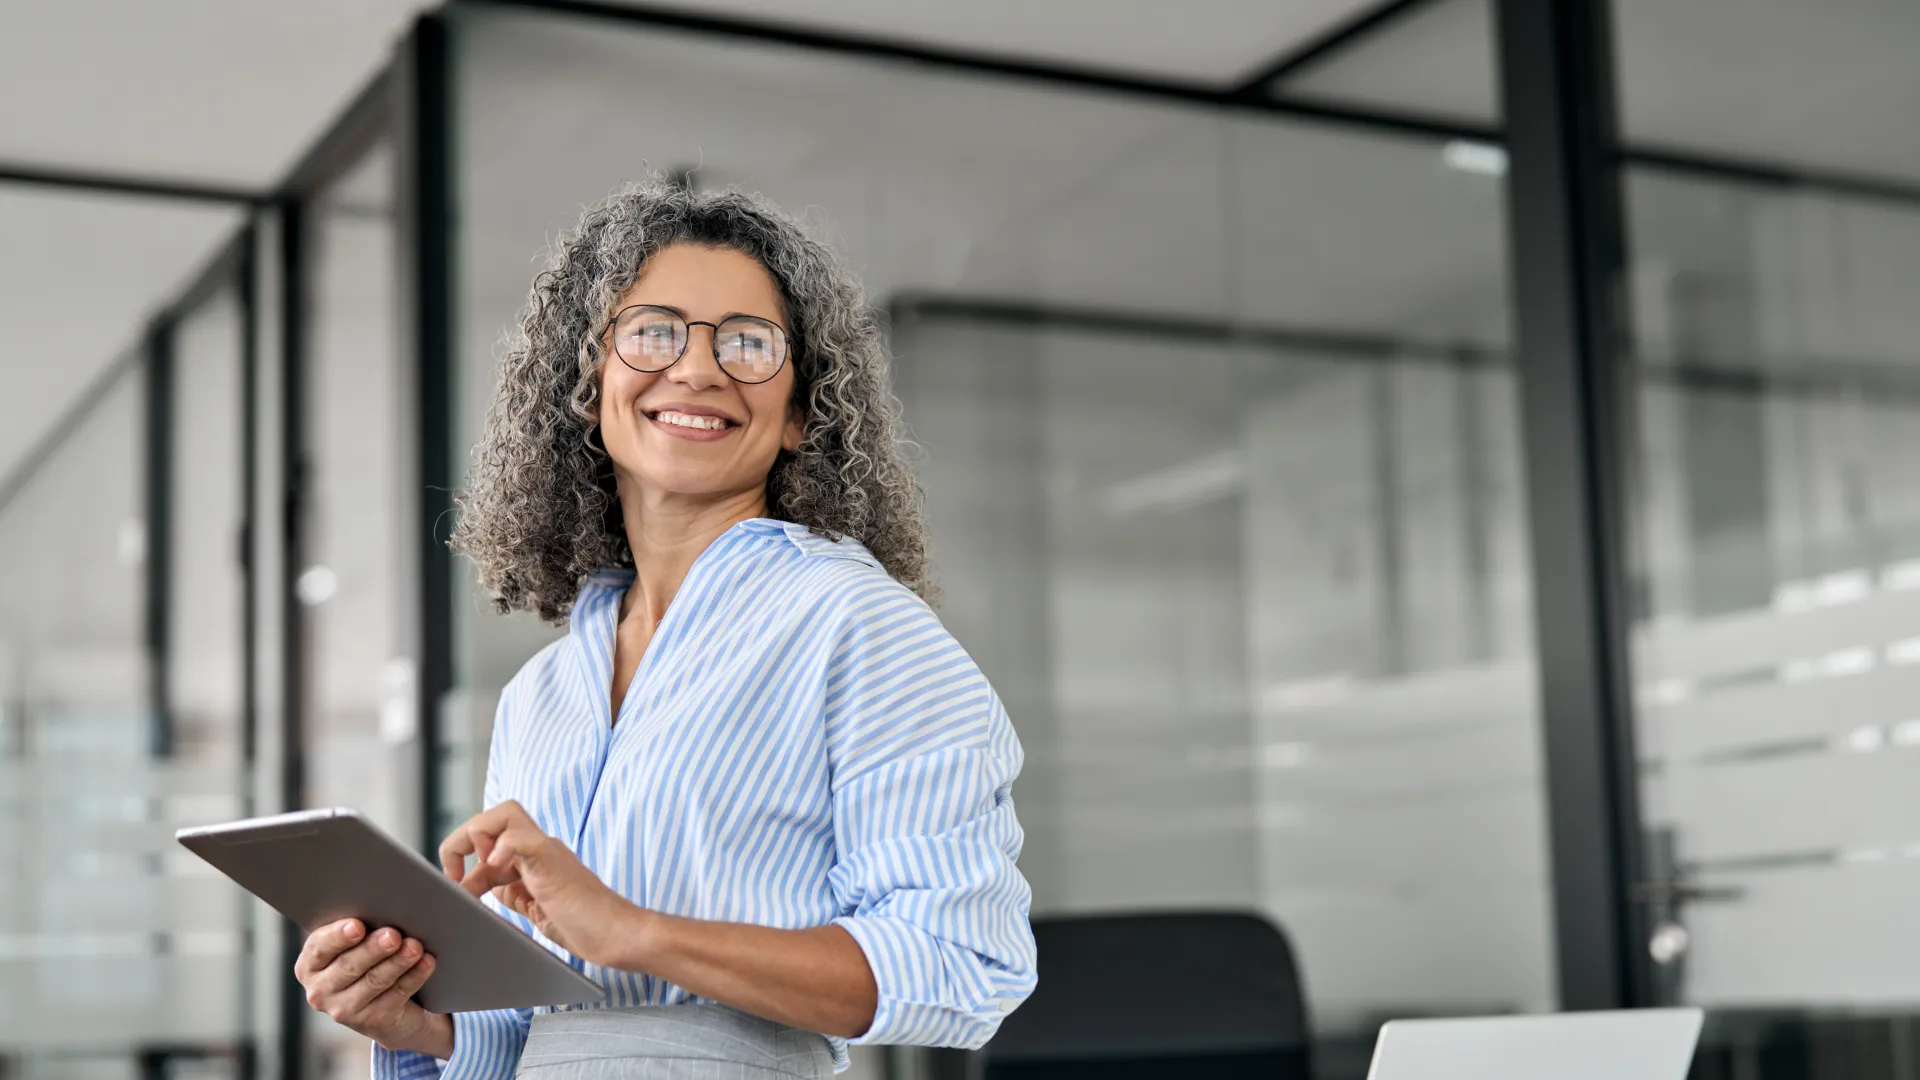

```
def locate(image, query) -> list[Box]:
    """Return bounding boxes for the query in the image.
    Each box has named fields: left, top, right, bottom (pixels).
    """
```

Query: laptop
left=1367, top=1007, right=1704, bottom=1080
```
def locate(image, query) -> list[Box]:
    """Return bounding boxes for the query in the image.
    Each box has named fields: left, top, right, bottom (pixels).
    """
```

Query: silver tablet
left=177, top=807, right=606, bottom=1014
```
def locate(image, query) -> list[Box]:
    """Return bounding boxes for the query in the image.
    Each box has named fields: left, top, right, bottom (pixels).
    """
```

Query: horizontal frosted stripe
left=1637, top=586, right=1920, bottom=681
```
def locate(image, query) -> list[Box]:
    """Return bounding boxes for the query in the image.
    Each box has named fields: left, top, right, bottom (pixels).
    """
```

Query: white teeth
left=654, top=410, right=731, bottom=431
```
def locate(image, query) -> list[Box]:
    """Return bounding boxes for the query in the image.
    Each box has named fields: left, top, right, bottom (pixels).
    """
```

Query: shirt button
left=998, top=998, right=1017, bottom=1013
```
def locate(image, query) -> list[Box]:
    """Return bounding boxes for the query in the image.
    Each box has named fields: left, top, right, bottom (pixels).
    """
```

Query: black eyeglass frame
left=606, top=303, right=794, bottom=385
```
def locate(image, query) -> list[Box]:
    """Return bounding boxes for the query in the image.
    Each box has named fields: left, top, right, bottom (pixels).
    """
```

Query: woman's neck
left=616, top=484, right=768, bottom=627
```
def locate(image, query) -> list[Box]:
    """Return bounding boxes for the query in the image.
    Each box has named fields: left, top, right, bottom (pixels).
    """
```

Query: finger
left=461, top=861, right=520, bottom=898
left=441, top=805, right=515, bottom=879
left=493, top=888, right=547, bottom=937
left=490, top=801, right=538, bottom=846
left=311, top=927, right=405, bottom=995
left=466, top=833, right=547, bottom=897
left=328, top=937, right=426, bottom=1018
left=395, top=949, right=437, bottom=999
left=439, top=823, right=477, bottom=879
left=367, top=951, right=437, bottom=1016
left=492, top=883, right=536, bottom=918
left=471, top=826, right=543, bottom=881
left=485, top=827, right=546, bottom=869
left=459, top=836, right=526, bottom=897
left=362, top=937, right=425, bottom=995
left=297, top=919, right=365, bottom=980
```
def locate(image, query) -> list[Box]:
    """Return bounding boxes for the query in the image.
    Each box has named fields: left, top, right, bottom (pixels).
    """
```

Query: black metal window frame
left=267, top=62, right=394, bottom=1080
left=1493, top=0, right=1647, bottom=1012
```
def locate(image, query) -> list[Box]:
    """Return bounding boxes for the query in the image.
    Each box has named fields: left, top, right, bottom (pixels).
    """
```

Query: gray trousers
left=513, top=1004, right=836, bottom=1080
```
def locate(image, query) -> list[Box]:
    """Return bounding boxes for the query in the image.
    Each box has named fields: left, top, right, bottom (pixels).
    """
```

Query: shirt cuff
left=835, top=913, right=1020, bottom=1050
left=440, top=1010, right=529, bottom=1080
left=371, top=1042, right=445, bottom=1080
left=369, top=1010, right=529, bottom=1080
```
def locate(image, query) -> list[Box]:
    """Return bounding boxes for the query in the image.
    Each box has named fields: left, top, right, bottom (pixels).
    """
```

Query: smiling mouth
left=646, top=409, right=738, bottom=432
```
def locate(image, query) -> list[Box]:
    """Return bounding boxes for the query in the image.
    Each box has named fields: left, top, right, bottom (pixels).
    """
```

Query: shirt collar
left=586, top=517, right=883, bottom=580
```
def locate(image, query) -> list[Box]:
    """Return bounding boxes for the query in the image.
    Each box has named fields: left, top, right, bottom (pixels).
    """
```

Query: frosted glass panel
left=1627, top=169, right=1920, bottom=1038
left=0, top=328, right=252, bottom=1065
left=893, top=310, right=1549, bottom=1041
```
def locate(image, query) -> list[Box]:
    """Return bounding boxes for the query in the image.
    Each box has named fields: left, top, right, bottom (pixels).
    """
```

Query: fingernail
left=343, top=922, right=363, bottom=941
left=403, top=940, right=421, bottom=958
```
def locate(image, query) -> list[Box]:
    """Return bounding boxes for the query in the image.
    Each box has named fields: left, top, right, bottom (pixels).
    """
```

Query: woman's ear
left=782, top=395, right=805, bottom=453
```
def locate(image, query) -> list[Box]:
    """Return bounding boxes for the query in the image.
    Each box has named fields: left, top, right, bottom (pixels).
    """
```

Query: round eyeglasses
left=608, top=304, right=791, bottom=385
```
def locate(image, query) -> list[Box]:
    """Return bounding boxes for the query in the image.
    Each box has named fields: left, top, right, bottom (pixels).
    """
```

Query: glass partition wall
left=443, top=8, right=1548, bottom=1073
left=0, top=70, right=421, bottom=1080
left=1613, top=2, right=1920, bottom=1073
left=0, top=188, right=254, bottom=1080
left=1269, top=0, right=1920, bottom=1072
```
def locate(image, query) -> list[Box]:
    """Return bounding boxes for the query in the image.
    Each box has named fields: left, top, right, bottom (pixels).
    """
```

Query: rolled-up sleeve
left=372, top=685, right=539, bottom=1080
left=823, top=581, right=1038, bottom=1049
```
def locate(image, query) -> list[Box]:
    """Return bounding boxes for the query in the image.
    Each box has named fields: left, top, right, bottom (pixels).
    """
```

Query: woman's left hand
left=440, top=800, right=640, bottom=967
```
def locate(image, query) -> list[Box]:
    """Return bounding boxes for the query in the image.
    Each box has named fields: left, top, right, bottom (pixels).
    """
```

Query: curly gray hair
left=451, top=178, right=929, bottom=623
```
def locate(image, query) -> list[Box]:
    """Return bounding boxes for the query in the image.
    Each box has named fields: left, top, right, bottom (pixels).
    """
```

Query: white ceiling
left=0, top=0, right=431, bottom=187
left=1274, top=0, right=1920, bottom=184
left=1612, top=0, right=1920, bottom=182
left=0, top=0, right=431, bottom=494
left=0, top=0, right=1374, bottom=190
left=4, top=0, right=1917, bottom=498
left=0, top=0, right=1383, bottom=492
left=1278, top=0, right=1497, bottom=128
left=617, top=0, right=1368, bottom=88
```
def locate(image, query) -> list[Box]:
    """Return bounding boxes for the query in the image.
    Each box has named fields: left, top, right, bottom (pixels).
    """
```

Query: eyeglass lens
left=612, top=306, right=787, bottom=383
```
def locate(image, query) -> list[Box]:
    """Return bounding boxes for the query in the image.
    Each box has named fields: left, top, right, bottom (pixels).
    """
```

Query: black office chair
left=982, top=911, right=1312, bottom=1080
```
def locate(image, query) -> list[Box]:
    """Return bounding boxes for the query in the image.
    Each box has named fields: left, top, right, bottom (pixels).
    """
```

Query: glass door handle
left=1630, top=880, right=1746, bottom=905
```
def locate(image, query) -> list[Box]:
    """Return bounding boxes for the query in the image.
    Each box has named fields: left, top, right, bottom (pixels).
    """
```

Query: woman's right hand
left=295, top=919, right=452, bottom=1057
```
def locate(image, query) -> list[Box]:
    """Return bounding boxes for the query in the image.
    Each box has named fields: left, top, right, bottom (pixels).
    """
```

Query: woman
left=292, top=180, right=1037, bottom=1078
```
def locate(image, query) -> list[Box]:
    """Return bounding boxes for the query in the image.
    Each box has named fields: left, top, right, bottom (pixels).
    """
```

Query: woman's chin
left=627, top=464, right=765, bottom=507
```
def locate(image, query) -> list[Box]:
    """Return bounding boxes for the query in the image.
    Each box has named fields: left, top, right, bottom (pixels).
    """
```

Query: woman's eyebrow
left=628, top=303, right=786, bottom=328
left=719, top=310, right=791, bottom=330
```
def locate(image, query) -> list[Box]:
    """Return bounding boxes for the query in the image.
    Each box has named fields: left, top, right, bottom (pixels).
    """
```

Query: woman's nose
left=666, top=325, right=729, bottom=388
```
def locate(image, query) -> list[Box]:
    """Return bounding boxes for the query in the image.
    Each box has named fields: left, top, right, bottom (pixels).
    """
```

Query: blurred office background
left=2, top=0, right=1918, bottom=1078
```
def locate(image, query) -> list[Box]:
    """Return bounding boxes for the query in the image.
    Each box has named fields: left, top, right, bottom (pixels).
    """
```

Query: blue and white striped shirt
left=373, top=517, right=1036, bottom=1078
